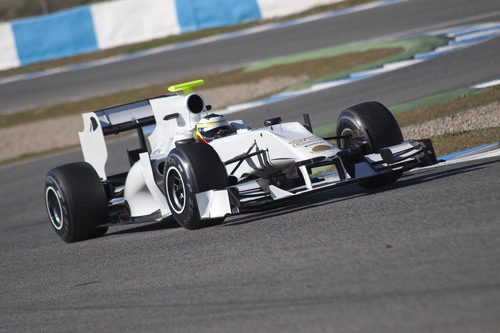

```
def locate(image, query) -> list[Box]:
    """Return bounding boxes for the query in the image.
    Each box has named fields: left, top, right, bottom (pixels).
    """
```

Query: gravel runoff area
left=401, top=102, right=500, bottom=140
left=0, top=76, right=307, bottom=163
left=0, top=84, right=497, bottom=163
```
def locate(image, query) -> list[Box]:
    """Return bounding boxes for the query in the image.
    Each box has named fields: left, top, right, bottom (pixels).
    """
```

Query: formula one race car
left=44, top=80, right=437, bottom=242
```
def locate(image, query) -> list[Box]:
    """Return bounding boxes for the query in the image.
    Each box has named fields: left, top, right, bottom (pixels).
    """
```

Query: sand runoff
left=402, top=102, right=499, bottom=140
left=0, top=76, right=307, bottom=163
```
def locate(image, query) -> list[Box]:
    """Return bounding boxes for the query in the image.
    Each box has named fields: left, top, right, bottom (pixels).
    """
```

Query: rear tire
left=164, top=143, right=228, bottom=229
left=336, top=101, right=403, bottom=189
left=44, top=162, right=108, bottom=243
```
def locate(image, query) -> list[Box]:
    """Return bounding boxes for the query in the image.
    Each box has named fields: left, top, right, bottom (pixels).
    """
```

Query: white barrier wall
left=257, top=0, right=343, bottom=19
left=91, top=0, right=180, bottom=49
left=0, top=0, right=346, bottom=70
left=0, top=23, right=20, bottom=70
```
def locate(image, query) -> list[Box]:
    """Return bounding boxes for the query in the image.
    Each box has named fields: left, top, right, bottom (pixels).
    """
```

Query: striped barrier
left=0, top=0, right=343, bottom=70
left=0, top=23, right=19, bottom=69
left=175, top=0, right=262, bottom=32
left=11, top=6, right=97, bottom=66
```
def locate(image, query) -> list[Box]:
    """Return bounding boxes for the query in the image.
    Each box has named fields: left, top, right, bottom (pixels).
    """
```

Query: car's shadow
left=106, top=158, right=497, bottom=235
left=106, top=217, right=179, bottom=236
left=222, top=158, right=497, bottom=227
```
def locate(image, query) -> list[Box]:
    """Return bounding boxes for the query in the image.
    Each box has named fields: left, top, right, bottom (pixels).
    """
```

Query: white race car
left=44, top=80, right=437, bottom=242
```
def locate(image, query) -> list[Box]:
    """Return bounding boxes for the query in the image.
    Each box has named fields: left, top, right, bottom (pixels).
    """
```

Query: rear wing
left=78, top=98, right=164, bottom=180
left=95, top=100, right=156, bottom=136
left=78, top=88, right=206, bottom=180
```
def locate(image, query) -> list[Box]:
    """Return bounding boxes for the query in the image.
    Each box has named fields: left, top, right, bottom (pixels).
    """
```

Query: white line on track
left=472, top=79, right=500, bottom=89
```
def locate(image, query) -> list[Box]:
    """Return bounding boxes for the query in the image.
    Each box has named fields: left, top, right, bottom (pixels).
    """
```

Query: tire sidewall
left=44, top=173, right=74, bottom=241
left=163, top=143, right=228, bottom=229
left=336, top=102, right=404, bottom=188
left=43, top=162, right=108, bottom=242
left=165, top=165, right=187, bottom=215
left=336, top=102, right=403, bottom=153
left=164, top=151, right=200, bottom=227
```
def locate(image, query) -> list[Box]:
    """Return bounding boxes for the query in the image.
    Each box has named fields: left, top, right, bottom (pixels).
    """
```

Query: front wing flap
left=226, top=139, right=438, bottom=209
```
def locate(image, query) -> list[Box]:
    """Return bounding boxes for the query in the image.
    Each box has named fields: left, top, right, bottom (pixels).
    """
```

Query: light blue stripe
left=453, top=26, right=500, bottom=38
left=175, top=0, right=261, bottom=33
left=414, top=53, right=438, bottom=60
left=439, top=143, right=499, bottom=160
left=274, top=92, right=303, bottom=99
left=349, top=72, right=374, bottom=79
left=449, top=34, right=497, bottom=46
left=414, top=50, right=451, bottom=59
left=12, top=6, right=98, bottom=65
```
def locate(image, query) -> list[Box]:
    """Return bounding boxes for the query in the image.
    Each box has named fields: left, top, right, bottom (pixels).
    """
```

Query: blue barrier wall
left=175, top=0, right=262, bottom=32
left=0, top=0, right=340, bottom=70
left=12, top=6, right=98, bottom=66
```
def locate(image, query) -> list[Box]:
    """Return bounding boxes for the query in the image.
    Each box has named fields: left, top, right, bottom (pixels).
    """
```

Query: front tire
left=44, top=162, right=108, bottom=243
left=164, top=143, right=228, bottom=229
left=336, top=101, right=403, bottom=189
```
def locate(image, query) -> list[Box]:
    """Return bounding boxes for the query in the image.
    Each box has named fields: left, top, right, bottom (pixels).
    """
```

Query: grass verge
left=0, top=0, right=377, bottom=79
left=394, top=85, right=500, bottom=127
left=431, top=127, right=500, bottom=157
left=247, top=36, right=449, bottom=72
left=250, top=36, right=450, bottom=91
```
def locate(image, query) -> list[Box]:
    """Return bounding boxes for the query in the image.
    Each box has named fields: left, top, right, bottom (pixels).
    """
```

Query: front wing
left=195, top=139, right=438, bottom=216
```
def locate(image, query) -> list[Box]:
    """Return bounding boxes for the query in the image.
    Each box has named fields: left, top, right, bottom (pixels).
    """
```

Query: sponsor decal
left=311, top=145, right=332, bottom=153
left=289, top=136, right=322, bottom=147
left=289, top=136, right=330, bottom=149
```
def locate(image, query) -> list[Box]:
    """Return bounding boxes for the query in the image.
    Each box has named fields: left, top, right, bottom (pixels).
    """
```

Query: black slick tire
left=164, top=143, right=228, bottom=229
left=336, top=101, right=403, bottom=189
left=44, top=162, right=108, bottom=243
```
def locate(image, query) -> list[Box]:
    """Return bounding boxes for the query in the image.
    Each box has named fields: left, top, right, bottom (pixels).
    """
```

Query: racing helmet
left=194, top=114, right=234, bottom=143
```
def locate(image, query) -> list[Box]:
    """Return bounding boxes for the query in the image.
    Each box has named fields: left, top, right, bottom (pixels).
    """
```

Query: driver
left=193, top=114, right=235, bottom=143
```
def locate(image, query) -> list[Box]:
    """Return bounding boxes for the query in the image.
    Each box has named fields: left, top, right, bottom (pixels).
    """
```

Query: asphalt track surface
left=1, top=153, right=499, bottom=331
left=1, top=0, right=500, bottom=331
left=1, top=0, right=500, bottom=113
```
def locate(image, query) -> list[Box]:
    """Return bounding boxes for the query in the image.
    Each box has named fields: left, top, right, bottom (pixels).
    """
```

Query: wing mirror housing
left=264, top=117, right=282, bottom=127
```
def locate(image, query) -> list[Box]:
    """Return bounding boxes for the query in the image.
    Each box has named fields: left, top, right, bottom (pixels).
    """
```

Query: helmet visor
left=199, top=123, right=233, bottom=141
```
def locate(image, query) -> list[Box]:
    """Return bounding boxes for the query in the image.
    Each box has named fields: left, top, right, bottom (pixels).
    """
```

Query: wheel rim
left=166, top=166, right=186, bottom=214
left=340, top=128, right=353, bottom=149
left=341, top=127, right=369, bottom=150
left=45, top=187, right=63, bottom=230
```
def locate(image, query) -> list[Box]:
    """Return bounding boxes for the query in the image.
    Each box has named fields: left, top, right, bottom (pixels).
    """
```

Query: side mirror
left=264, top=117, right=282, bottom=127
